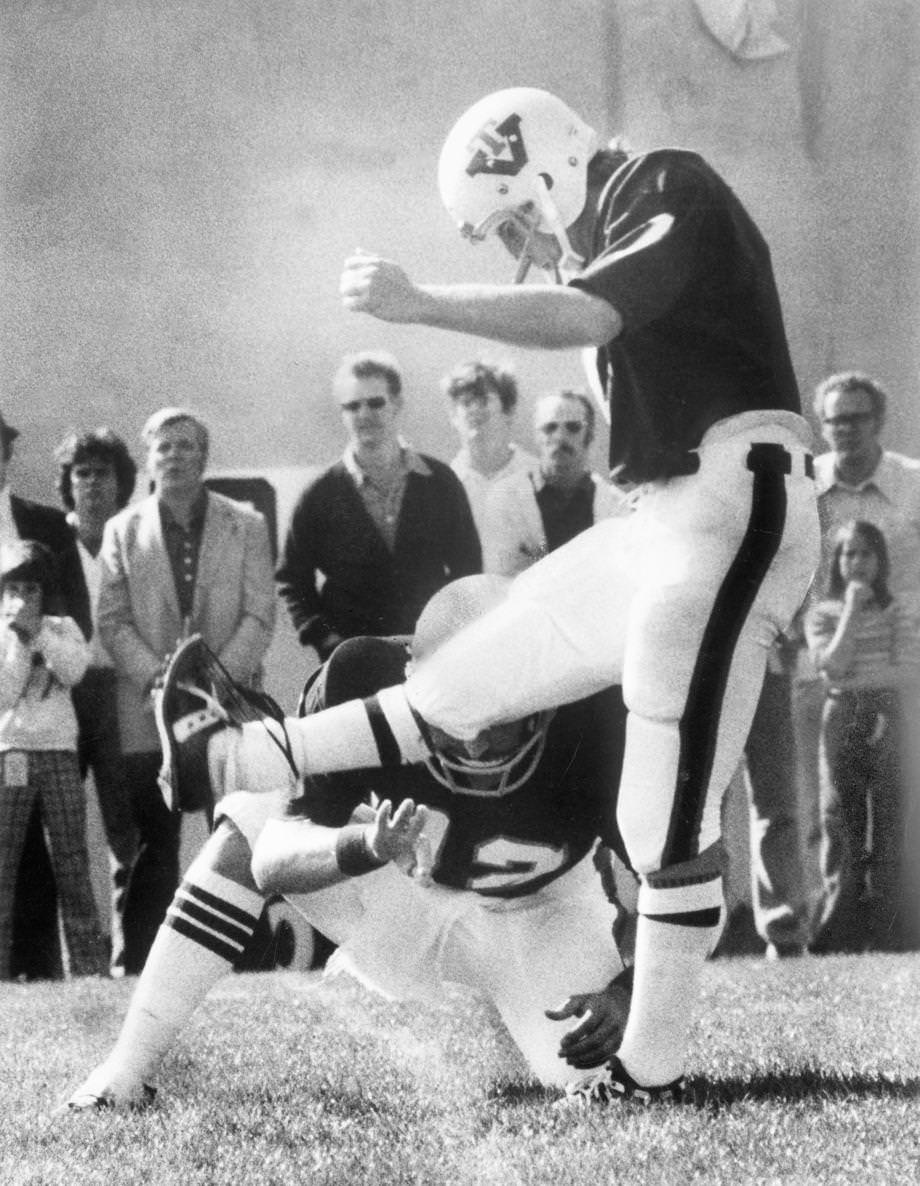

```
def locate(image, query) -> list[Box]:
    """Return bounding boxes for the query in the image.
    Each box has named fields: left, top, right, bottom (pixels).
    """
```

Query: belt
left=615, top=441, right=815, bottom=485
left=656, top=443, right=815, bottom=480
left=746, top=442, right=814, bottom=478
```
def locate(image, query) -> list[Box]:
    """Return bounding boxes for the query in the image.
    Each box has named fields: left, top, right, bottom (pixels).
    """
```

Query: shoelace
left=186, top=644, right=301, bottom=780
left=564, top=1067, right=618, bottom=1106
left=178, top=679, right=232, bottom=723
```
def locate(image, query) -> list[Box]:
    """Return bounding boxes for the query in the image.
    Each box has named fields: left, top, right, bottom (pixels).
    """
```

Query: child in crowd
left=806, top=520, right=918, bottom=953
left=0, top=540, right=106, bottom=979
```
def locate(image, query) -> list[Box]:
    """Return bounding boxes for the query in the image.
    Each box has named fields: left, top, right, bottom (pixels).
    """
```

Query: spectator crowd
left=3, top=362, right=919, bottom=984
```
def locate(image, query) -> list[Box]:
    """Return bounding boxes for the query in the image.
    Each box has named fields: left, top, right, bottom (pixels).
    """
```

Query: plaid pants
left=0, top=750, right=107, bottom=979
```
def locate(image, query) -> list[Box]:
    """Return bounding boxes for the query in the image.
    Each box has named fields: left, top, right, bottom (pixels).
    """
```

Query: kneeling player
left=65, top=576, right=634, bottom=1110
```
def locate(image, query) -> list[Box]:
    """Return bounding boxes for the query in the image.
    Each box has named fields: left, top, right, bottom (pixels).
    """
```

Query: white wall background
left=2, top=1, right=917, bottom=508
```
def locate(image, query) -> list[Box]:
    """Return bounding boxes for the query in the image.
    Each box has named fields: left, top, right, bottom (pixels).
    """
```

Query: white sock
left=100, top=866, right=263, bottom=1087
left=616, top=914, right=716, bottom=1086
left=217, top=722, right=300, bottom=797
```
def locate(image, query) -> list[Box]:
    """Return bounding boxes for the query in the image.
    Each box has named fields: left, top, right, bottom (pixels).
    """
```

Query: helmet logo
left=465, top=113, right=528, bottom=178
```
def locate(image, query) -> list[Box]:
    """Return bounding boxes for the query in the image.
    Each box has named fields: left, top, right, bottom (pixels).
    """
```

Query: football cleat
left=561, top=1055, right=686, bottom=1108
left=155, top=634, right=235, bottom=816
left=59, top=1074, right=157, bottom=1115
left=156, top=634, right=296, bottom=818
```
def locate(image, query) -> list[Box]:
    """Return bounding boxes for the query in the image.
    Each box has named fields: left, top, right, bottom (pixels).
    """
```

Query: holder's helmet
left=410, top=575, right=553, bottom=796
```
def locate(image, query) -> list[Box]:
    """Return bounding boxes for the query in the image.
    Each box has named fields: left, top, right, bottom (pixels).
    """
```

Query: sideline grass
left=3, top=953, right=920, bottom=1185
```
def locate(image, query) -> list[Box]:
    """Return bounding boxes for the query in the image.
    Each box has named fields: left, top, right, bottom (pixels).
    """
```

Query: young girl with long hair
left=806, top=519, right=918, bottom=952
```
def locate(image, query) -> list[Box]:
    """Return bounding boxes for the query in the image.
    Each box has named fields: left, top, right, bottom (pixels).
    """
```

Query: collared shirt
left=805, top=597, right=919, bottom=691
left=451, top=444, right=539, bottom=538
left=813, top=450, right=920, bottom=615
left=534, top=473, right=597, bottom=554
left=481, top=466, right=625, bottom=577
left=159, top=489, right=208, bottom=621
left=343, top=443, right=431, bottom=552
left=0, top=487, right=17, bottom=543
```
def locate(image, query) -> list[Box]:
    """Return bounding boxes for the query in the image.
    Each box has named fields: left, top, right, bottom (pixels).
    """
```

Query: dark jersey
left=287, top=636, right=627, bottom=899
left=570, top=149, right=801, bottom=486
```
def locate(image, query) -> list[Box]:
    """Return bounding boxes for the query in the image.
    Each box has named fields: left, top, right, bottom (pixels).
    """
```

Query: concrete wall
left=610, top=0, right=919, bottom=441
left=0, top=0, right=609, bottom=501
left=3, top=1, right=916, bottom=511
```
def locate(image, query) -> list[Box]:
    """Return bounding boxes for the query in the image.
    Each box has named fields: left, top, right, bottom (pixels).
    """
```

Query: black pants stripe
left=665, top=452, right=789, bottom=868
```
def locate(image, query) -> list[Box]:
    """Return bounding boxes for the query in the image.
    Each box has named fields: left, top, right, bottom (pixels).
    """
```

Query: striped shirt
left=805, top=597, right=919, bottom=691
left=814, top=450, right=920, bottom=618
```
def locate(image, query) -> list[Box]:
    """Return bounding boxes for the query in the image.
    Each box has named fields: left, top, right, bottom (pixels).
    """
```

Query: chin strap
left=534, top=174, right=585, bottom=281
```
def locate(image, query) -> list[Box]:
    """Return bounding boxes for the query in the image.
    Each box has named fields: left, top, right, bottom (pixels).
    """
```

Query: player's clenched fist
left=340, top=252, right=425, bottom=322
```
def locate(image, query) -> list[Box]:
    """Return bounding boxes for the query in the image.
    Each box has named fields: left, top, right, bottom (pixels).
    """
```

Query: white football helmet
left=409, top=574, right=554, bottom=797
left=437, top=87, right=599, bottom=281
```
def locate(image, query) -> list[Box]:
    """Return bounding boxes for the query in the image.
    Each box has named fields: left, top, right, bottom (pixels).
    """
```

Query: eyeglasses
left=822, top=412, right=876, bottom=427
left=151, top=438, right=202, bottom=456
left=538, top=420, right=586, bottom=435
left=452, top=391, right=494, bottom=408
left=340, top=397, right=388, bottom=412
left=72, top=464, right=115, bottom=480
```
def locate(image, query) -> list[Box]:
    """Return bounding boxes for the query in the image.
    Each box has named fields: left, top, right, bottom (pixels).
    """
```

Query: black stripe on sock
left=166, top=913, right=245, bottom=963
left=172, top=896, right=256, bottom=950
left=364, top=694, right=402, bottom=767
left=665, top=456, right=787, bottom=866
left=181, top=881, right=260, bottom=929
left=644, top=908, right=722, bottom=928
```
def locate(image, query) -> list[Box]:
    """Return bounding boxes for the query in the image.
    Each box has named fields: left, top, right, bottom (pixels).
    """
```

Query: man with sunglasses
left=276, top=351, right=481, bottom=662
left=812, top=372, right=920, bottom=602
left=484, top=389, right=624, bottom=578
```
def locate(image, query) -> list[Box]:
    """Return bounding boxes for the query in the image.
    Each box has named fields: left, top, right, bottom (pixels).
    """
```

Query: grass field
left=4, top=953, right=920, bottom=1185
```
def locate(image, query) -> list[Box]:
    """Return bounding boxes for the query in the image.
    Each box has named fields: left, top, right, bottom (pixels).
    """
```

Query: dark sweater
left=11, top=494, right=92, bottom=640
left=276, top=456, right=481, bottom=651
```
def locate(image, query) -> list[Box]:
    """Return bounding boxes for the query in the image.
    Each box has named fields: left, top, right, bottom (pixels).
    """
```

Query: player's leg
left=610, top=440, right=817, bottom=1093
left=64, top=800, right=275, bottom=1111
left=617, top=629, right=768, bottom=1088
left=403, top=514, right=637, bottom=736
left=449, top=857, right=625, bottom=1089
left=247, top=515, right=634, bottom=772
left=156, top=517, right=638, bottom=800
left=294, top=857, right=459, bottom=1001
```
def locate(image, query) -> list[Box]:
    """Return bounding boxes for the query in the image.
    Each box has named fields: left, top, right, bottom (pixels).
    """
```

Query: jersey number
left=421, top=809, right=567, bottom=892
